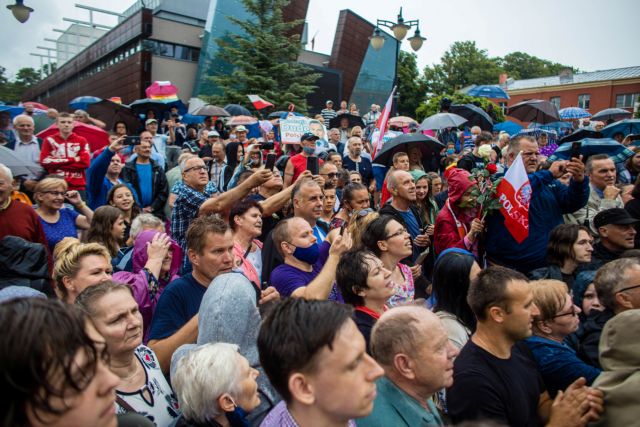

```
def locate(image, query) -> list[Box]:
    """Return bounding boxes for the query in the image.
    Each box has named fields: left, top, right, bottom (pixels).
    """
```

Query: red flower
left=486, top=163, right=498, bottom=174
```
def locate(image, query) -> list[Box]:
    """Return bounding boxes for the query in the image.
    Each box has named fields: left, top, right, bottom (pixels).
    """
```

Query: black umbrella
left=373, top=133, right=445, bottom=166
left=88, top=99, right=140, bottom=133
left=329, top=113, right=365, bottom=130
left=507, top=99, right=560, bottom=124
left=449, top=104, right=493, bottom=130
left=129, top=98, right=187, bottom=117
left=191, top=104, right=230, bottom=117
left=224, top=104, right=252, bottom=116
left=559, top=129, right=603, bottom=144
left=591, top=108, right=632, bottom=122
left=268, top=110, right=289, bottom=119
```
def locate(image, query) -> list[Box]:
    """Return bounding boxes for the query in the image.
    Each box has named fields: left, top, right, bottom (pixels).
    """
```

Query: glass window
left=175, top=45, right=190, bottom=61
left=550, top=97, right=561, bottom=109
left=578, top=94, right=590, bottom=110
left=616, top=93, right=639, bottom=108
left=498, top=102, right=507, bottom=114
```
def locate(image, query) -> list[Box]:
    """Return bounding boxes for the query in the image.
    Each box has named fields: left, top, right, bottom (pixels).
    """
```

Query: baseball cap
left=235, top=125, right=248, bottom=133
left=326, top=100, right=333, bottom=105
left=593, top=208, right=640, bottom=229
left=145, top=118, right=158, bottom=125
left=300, top=132, right=319, bottom=142
left=207, top=130, right=220, bottom=138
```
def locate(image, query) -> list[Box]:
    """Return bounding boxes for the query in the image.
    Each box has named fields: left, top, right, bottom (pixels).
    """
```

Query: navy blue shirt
left=136, top=163, right=153, bottom=207
left=342, top=156, right=373, bottom=184
left=148, top=273, right=207, bottom=341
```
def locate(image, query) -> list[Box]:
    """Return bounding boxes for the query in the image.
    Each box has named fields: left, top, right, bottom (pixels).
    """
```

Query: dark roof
left=505, top=66, right=640, bottom=91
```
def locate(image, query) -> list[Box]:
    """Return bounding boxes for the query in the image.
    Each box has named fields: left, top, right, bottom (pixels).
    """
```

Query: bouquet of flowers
left=469, top=145, right=502, bottom=220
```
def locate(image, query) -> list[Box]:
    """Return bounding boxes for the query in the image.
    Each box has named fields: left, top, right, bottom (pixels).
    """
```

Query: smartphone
left=307, top=156, right=319, bottom=175
left=124, top=136, right=140, bottom=146
left=339, top=223, right=346, bottom=236
left=570, top=141, right=581, bottom=160
left=265, top=153, right=277, bottom=171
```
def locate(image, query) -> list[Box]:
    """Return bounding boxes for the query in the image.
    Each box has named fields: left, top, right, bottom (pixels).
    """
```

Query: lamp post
left=370, top=7, right=426, bottom=115
left=7, top=0, right=34, bottom=23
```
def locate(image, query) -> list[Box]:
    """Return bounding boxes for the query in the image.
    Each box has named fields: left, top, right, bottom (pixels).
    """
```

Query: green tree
left=204, top=0, right=320, bottom=114
left=397, top=51, right=427, bottom=117
left=415, top=93, right=505, bottom=124
left=15, top=67, right=41, bottom=87
left=500, top=52, right=577, bottom=80
left=422, top=41, right=503, bottom=95
left=0, top=66, right=43, bottom=104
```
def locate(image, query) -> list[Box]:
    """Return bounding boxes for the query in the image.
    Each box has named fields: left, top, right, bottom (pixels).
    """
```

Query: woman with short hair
left=525, top=279, right=602, bottom=397
left=172, top=343, right=261, bottom=427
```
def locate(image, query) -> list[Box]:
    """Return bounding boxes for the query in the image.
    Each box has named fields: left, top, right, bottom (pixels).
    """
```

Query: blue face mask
left=292, top=242, right=320, bottom=265
left=303, top=145, right=315, bottom=155
left=446, top=148, right=455, bottom=155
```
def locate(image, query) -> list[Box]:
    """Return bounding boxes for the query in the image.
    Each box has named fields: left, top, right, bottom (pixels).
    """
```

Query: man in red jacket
left=39, top=112, right=91, bottom=197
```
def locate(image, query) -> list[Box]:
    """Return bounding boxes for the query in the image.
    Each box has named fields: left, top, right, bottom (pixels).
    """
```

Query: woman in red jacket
left=434, top=168, right=483, bottom=257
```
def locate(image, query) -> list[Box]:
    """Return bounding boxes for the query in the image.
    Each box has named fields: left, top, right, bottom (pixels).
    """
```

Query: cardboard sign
left=280, top=116, right=310, bottom=144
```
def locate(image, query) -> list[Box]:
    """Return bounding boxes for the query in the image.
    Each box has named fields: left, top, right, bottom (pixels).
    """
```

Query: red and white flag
left=372, top=86, right=396, bottom=158
left=496, top=152, right=531, bottom=243
left=247, top=95, right=274, bottom=110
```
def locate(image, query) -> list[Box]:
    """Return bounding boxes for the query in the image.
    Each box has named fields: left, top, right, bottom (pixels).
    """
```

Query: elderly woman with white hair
left=171, top=342, right=261, bottom=427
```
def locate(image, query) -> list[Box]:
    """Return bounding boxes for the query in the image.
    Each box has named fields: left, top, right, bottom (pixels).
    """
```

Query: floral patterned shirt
left=387, top=263, right=415, bottom=307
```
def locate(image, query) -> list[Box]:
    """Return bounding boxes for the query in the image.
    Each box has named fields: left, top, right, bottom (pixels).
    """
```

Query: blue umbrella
left=516, top=128, right=559, bottom=145
left=549, top=138, right=633, bottom=164
left=0, top=105, right=25, bottom=118
left=69, top=96, right=102, bottom=111
left=559, top=107, right=591, bottom=120
left=467, top=85, right=510, bottom=99
left=493, top=120, right=523, bottom=136
left=601, top=119, right=640, bottom=138
left=224, top=104, right=252, bottom=116
left=180, top=114, right=205, bottom=125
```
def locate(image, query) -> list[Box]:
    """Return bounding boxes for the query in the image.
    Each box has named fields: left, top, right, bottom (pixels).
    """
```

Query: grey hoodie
left=171, top=272, right=279, bottom=426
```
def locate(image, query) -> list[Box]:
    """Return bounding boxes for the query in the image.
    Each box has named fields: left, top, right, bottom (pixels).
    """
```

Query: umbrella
left=33, top=115, right=54, bottom=133
left=373, top=133, right=445, bottom=166
left=224, top=104, right=252, bottom=117
left=268, top=110, right=292, bottom=119
left=507, top=99, right=560, bottom=124
left=493, top=120, right=523, bottom=136
left=467, top=85, right=510, bottom=99
left=0, top=105, right=25, bottom=118
left=145, top=81, right=179, bottom=99
left=69, top=96, right=102, bottom=112
left=418, top=113, right=467, bottom=131
left=600, top=119, right=640, bottom=138
left=37, top=121, right=109, bottom=153
left=528, top=121, right=573, bottom=131
left=449, top=104, right=494, bottom=130
left=591, top=108, right=632, bottom=122
left=88, top=99, right=140, bottom=133
left=22, top=101, right=48, bottom=110
left=549, top=138, right=633, bottom=164
left=559, top=129, right=603, bottom=144
left=227, top=115, right=258, bottom=126
left=180, top=114, right=205, bottom=125
left=129, top=98, right=188, bottom=116
left=329, top=113, right=365, bottom=130
left=191, top=104, right=230, bottom=117
left=559, top=107, right=591, bottom=120
left=0, top=146, right=43, bottom=177
left=389, top=116, right=418, bottom=127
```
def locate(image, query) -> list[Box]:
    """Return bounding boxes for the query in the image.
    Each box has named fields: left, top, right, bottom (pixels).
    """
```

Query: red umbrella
left=37, top=121, right=109, bottom=153
left=23, top=101, right=49, bottom=110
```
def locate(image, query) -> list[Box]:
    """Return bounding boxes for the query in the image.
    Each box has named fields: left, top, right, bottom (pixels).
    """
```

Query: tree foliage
left=397, top=51, right=427, bottom=117
left=500, top=52, right=577, bottom=80
left=0, top=66, right=44, bottom=105
left=204, top=0, right=320, bottom=114
left=415, top=93, right=505, bottom=123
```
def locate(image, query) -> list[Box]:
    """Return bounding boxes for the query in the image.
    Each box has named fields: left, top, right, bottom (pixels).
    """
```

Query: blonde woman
left=34, top=177, right=93, bottom=251
left=53, top=237, right=112, bottom=303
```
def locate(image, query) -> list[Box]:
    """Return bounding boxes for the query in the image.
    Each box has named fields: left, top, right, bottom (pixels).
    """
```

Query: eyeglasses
left=551, top=306, right=578, bottom=319
left=617, top=284, right=640, bottom=294
left=43, top=191, right=66, bottom=197
left=385, top=228, right=409, bottom=240
left=322, top=173, right=338, bottom=178
left=184, top=165, right=207, bottom=173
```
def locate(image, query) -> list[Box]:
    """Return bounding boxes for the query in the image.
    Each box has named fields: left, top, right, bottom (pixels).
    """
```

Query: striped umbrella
left=559, top=107, right=591, bottom=120
left=549, top=138, right=633, bottom=164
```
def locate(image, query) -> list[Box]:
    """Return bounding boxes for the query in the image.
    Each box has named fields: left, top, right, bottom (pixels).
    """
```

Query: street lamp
left=7, top=0, right=34, bottom=23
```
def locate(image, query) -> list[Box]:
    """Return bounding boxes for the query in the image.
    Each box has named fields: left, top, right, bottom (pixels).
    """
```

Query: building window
left=550, top=97, right=561, bottom=109
left=578, top=94, right=590, bottom=110
left=498, top=102, right=507, bottom=114
left=616, top=93, right=639, bottom=108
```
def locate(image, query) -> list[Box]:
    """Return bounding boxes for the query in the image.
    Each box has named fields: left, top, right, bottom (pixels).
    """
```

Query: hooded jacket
left=171, top=272, right=279, bottom=426
left=591, top=309, right=640, bottom=427
left=113, top=230, right=182, bottom=343
left=434, top=168, right=477, bottom=255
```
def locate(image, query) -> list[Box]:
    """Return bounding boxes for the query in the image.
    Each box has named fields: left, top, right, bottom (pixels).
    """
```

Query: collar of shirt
left=17, top=135, right=38, bottom=145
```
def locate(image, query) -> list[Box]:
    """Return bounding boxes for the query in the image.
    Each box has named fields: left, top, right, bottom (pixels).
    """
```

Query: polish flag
left=372, top=86, right=396, bottom=158
left=247, top=95, right=274, bottom=110
left=496, top=152, right=531, bottom=243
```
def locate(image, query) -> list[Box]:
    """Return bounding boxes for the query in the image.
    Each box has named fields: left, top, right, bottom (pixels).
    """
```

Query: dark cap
left=300, top=132, right=319, bottom=142
left=593, top=208, right=640, bottom=229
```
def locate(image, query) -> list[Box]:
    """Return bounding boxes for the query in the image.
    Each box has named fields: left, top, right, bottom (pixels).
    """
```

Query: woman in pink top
left=230, top=198, right=264, bottom=290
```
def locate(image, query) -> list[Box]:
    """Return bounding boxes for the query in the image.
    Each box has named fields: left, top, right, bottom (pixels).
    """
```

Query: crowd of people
left=1, top=98, right=639, bottom=427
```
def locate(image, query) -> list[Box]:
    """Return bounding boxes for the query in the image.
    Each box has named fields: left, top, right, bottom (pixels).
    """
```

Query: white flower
left=478, top=144, right=493, bottom=160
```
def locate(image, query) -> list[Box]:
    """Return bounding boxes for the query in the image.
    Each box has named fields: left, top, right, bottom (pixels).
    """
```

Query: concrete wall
left=151, top=56, right=198, bottom=103
left=152, top=16, right=203, bottom=47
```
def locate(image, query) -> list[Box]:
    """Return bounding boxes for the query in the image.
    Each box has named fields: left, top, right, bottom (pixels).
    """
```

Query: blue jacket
left=86, top=149, right=138, bottom=210
left=525, top=335, right=601, bottom=397
left=486, top=170, right=589, bottom=273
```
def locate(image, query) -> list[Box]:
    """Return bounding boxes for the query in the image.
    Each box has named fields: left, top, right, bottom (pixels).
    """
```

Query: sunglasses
left=322, top=172, right=338, bottom=178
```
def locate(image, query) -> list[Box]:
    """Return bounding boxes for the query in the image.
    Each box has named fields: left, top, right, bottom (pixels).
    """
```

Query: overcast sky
left=2, top=0, right=639, bottom=79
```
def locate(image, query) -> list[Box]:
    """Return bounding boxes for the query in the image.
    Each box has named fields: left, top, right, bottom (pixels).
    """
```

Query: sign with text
left=280, top=116, right=310, bottom=144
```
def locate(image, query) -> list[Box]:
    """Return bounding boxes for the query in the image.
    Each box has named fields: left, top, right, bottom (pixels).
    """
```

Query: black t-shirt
left=457, top=153, right=485, bottom=172
left=447, top=340, right=545, bottom=427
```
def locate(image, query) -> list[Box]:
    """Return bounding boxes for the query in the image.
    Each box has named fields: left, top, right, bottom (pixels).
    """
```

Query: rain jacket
left=591, top=309, right=640, bottom=427
left=0, top=236, right=53, bottom=297
left=113, top=230, right=182, bottom=343
left=170, top=272, right=279, bottom=426
left=434, top=168, right=477, bottom=255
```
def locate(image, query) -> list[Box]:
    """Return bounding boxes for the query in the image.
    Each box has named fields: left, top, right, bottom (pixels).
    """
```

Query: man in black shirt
left=457, top=131, right=493, bottom=172
left=447, top=266, right=604, bottom=427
